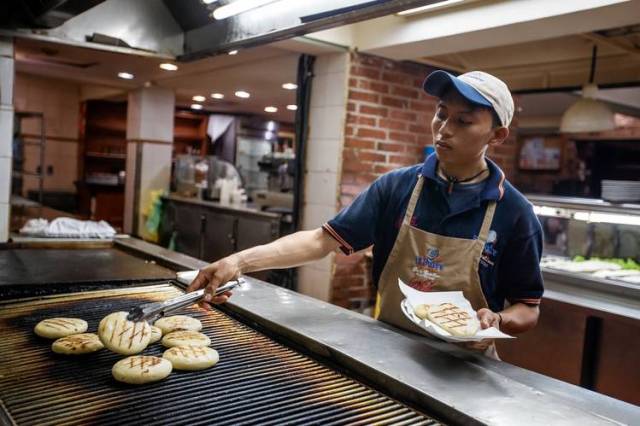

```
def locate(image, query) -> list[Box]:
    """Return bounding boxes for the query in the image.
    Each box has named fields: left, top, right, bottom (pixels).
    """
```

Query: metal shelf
left=526, top=194, right=640, bottom=216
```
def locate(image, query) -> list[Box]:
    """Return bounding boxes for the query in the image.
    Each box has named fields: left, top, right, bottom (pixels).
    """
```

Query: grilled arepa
left=161, top=330, right=211, bottom=348
left=34, top=318, right=88, bottom=339
left=163, top=345, right=219, bottom=371
left=98, top=311, right=151, bottom=355
left=52, top=333, right=104, bottom=355
left=413, top=304, right=429, bottom=320
left=426, top=303, right=480, bottom=337
left=112, top=355, right=172, bottom=384
left=149, top=326, right=163, bottom=344
left=154, top=315, right=202, bottom=334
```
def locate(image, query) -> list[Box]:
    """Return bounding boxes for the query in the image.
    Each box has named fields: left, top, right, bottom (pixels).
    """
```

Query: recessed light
left=235, top=91, right=250, bottom=99
left=192, top=95, right=206, bottom=102
left=211, top=93, right=224, bottom=99
left=282, top=83, right=297, bottom=90
left=202, top=0, right=219, bottom=4
left=286, top=104, right=297, bottom=111
left=117, top=72, right=134, bottom=80
left=264, top=106, right=278, bottom=113
left=159, top=63, right=178, bottom=71
left=191, top=104, right=203, bottom=110
left=228, top=50, right=238, bottom=55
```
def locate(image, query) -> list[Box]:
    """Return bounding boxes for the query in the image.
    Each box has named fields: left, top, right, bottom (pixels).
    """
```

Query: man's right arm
left=187, top=228, right=340, bottom=303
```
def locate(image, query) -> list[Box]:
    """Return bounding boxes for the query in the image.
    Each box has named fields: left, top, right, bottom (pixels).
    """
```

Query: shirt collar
left=421, top=152, right=505, bottom=201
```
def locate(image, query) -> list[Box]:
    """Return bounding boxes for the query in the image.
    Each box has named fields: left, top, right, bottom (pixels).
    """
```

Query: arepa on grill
left=52, top=333, right=104, bottom=355
left=112, top=355, right=172, bottom=384
left=161, top=330, right=211, bottom=348
left=149, top=326, right=163, bottom=344
left=154, top=315, right=202, bottom=334
left=34, top=318, right=88, bottom=339
left=98, top=311, right=151, bottom=355
left=163, top=345, right=219, bottom=370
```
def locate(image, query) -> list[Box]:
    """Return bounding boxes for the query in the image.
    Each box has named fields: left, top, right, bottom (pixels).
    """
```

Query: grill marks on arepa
left=34, top=318, right=88, bottom=339
left=426, top=303, right=480, bottom=337
left=98, top=312, right=151, bottom=355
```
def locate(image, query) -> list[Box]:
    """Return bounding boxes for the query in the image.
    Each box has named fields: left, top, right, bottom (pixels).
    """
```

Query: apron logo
left=409, top=246, right=443, bottom=291
left=480, top=230, right=498, bottom=267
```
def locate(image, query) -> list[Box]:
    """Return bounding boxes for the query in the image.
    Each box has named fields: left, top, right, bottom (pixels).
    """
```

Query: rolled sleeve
left=324, top=176, right=388, bottom=255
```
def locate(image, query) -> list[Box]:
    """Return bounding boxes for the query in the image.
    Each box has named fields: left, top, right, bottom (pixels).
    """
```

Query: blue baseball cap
left=423, top=70, right=514, bottom=126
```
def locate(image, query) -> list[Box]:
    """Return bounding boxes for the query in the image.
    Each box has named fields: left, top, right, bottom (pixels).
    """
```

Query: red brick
left=374, top=164, right=395, bottom=174
left=377, top=142, right=405, bottom=153
left=349, top=78, right=358, bottom=88
left=391, top=86, right=419, bottom=99
left=359, top=80, right=389, bottom=94
left=341, top=183, right=364, bottom=196
left=357, top=116, right=377, bottom=126
left=390, top=110, right=417, bottom=122
left=381, top=96, right=410, bottom=109
left=389, top=131, right=416, bottom=144
left=349, top=90, right=379, bottom=103
left=345, top=138, right=375, bottom=150
left=346, top=113, right=357, bottom=124
left=358, top=55, right=387, bottom=68
left=378, top=118, right=407, bottom=131
left=359, top=105, right=388, bottom=117
left=359, top=151, right=386, bottom=163
left=409, top=124, right=430, bottom=134
left=344, top=160, right=374, bottom=173
left=351, top=66, right=380, bottom=80
left=416, top=135, right=433, bottom=145
left=355, top=173, right=377, bottom=186
left=410, top=100, right=436, bottom=112
left=343, top=148, right=358, bottom=163
left=342, top=172, right=357, bottom=184
left=347, top=102, right=356, bottom=112
left=345, top=126, right=354, bottom=136
left=381, top=72, right=414, bottom=86
left=356, top=128, right=386, bottom=140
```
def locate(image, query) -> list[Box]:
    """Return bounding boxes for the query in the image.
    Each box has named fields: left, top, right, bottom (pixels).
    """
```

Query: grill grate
left=0, top=284, right=440, bottom=426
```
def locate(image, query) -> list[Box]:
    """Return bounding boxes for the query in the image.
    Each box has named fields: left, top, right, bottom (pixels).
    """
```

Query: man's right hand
left=187, top=256, right=241, bottom=304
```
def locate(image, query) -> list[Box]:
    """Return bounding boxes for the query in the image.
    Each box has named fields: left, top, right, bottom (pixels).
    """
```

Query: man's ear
left=489, top=126, right=509, bottom=146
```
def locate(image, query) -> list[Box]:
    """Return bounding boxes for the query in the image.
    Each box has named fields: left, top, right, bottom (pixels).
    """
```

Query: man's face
left=431, top=89, right=500, bottom=168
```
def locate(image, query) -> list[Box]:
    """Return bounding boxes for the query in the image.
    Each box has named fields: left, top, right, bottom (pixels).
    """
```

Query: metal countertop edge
left=116, top=238, right=640, bottom=426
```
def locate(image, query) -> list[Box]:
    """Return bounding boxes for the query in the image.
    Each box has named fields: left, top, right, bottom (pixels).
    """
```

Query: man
left=188, top=70, right=543, bottom=356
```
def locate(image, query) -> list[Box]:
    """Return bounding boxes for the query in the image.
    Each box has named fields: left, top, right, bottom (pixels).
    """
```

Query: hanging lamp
left=559, top=45, right=615, bottom=133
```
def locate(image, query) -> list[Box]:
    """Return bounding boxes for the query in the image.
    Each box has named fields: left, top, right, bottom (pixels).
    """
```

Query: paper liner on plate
left=177, top=270, right=199, bottom=285
left=398, top=279, right=513, bottom=342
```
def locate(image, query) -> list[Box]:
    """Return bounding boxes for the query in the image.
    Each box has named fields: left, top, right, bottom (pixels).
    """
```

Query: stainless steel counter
left=164, top=194, right=280, bottom=219
left=114, top=238, right=640, bottom=425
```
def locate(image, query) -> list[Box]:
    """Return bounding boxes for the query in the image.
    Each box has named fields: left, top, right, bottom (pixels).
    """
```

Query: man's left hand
left=476, top=308, right=501, bottom=330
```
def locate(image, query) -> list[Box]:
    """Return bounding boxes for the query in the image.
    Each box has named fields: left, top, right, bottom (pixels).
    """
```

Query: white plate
left=398, top=279, right=513, bottom=342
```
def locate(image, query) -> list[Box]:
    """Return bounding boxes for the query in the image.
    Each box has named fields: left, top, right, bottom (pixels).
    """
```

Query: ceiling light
left=560, top=46, right=615, bottom=133
left=159, top=63, right=178, bottom=71
left=202, top=0, right=219, bottom=4
left=117, top=72, right=134, bottom=80
left=264, top=106, right=278, bottom=113
left=398, top=0, right=465, bottom=16
left=191, top=104, right=203, bottom=110
left=267, top=121, right=276, bottom=131
left=235, top=90, right=250, bottom=98
left=212, top=0, right=278, bottom=20
left=228, top=50, right=238, bottom=55
left=211, top=93, right=224, bottom=99
left=192, top=95, right=206, bottom=102
left=286, top=104, right=297, bottom=111
left=282, top=83, right=297, bottom=90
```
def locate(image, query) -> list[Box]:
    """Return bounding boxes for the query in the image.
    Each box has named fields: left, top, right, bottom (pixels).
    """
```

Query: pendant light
left=560, top=45, right=615, bottom=133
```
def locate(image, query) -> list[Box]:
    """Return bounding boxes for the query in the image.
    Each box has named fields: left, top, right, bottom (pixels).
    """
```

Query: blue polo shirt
left=323, top=154, right=544, bottom=312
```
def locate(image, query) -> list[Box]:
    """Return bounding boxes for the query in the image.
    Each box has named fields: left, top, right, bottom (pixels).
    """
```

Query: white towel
left=20, top=217, right=116, bottom=239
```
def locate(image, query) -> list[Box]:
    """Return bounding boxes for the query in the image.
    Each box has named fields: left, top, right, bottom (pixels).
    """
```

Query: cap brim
left=422, top=70, right=492, bottom=108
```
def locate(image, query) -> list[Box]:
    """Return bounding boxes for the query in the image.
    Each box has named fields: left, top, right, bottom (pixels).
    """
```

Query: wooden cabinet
left=497, top=298, right=640, bottom=405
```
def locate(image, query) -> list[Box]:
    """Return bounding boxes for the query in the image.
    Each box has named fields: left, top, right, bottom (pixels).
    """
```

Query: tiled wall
left=0, top=37, right=14, bottom=242
left=297, top=52, right=350, bottom=302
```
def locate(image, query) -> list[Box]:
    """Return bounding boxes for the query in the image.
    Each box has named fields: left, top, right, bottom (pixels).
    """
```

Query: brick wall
left=330, top=52, right=522, bottom=310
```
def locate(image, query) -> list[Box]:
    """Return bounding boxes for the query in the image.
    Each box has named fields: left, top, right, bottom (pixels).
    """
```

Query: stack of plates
left=601, top=180, right=640, bottom=203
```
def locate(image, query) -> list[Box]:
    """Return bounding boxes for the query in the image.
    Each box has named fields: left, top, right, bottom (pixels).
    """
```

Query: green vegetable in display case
left=572, top=256, right=640, bottom=270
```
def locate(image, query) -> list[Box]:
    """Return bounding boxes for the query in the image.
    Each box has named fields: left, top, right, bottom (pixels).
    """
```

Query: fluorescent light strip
left=264, top=106, right=278, bottom=113
left=572, top=211, right=640, bottom=226
left=192, top=95, right=206, bottom=102
left=117, top=72, right=134, bottom=80
left=211, top=93, right=224, bottom=99
left=235, top=91, right=250, bottom=99
left=282, top=82, right=297, bottom=90
left=191, top=104, right=203, bottom=110
left=212, top=0, right=278, bottom=20
left=398, top=0, right=465, bottom=16
left=159, top=63, right=178, bottom=71
left=286, top=104, right=297, bottom=111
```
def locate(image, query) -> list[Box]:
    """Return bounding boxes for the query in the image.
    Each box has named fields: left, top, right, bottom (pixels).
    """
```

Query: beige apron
left=373, top=175, right=499, bottom=358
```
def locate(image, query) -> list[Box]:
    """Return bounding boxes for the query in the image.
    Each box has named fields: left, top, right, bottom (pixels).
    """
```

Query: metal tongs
left=126, top=278, right=245, bottom=323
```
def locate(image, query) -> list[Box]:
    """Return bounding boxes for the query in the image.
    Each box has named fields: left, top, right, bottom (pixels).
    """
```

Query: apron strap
left=477, top=201, right=497, bottom=243
left=403, top=175, right=424, bottom=225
